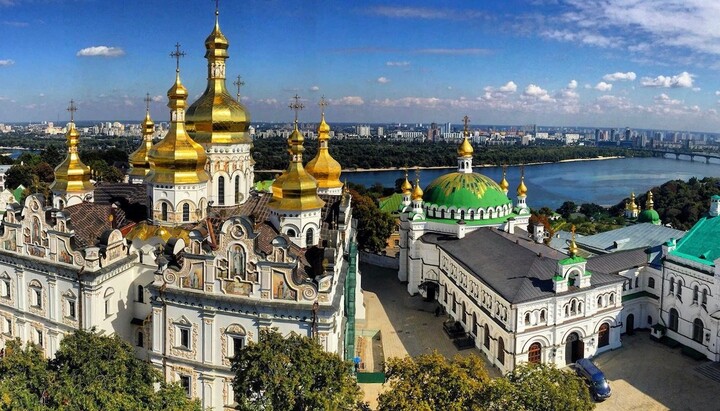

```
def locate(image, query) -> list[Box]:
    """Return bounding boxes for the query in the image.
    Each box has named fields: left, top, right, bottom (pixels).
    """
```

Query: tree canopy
left=349, top=189, right=396, bottom=252
left=231, top=329, right=364, bottom=411
left=0, top=330, right=200, bottom=411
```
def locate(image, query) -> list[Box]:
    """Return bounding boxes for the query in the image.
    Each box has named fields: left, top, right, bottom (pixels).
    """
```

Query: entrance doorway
left=565, top=332, right=585, bottom=364
left=625, top=314, right=635, bottom=335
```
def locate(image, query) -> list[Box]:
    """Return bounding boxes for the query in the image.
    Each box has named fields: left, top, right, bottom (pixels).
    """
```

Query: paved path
left=594, top=332, right=719, bottom=411
left=356, top=263, right=497, bottom=408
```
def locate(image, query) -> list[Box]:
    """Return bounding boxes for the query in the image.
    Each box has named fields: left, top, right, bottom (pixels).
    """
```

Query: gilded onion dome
left=499, top=167, right=509, bottom=192
left=128, top=101, right=155, bottom=180
left=638, top=191, right=660, bottom=224
left=146, top=70, right=209, bottom=185
left=305, top=111, right=342, bottom=189
left=51, top=113, right=93, bottom=194
left=185, top=7, right=251, bottom=145
left=457, top=137, right=474, bottom=157
left=412, top=177, right=424, bottom=201
left=270, top=125, right=325, bottom=210
left=625, top=192, right=639, bottom=211
left=517, top=175, right=528, bottom=196
left=401, top=170, right=413, bottom=194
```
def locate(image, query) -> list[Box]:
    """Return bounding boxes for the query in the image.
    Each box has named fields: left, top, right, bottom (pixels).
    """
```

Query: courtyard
left=358, top=262, right=720, bottom=410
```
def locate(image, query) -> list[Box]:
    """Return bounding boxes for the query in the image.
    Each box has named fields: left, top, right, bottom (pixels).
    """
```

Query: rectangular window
left=1, top=280, right=9, bottom=298
left=34, top=289, right=42, bottom=308
left=68, top=300, right=76, bottom=319
left=232, top=337, right=244, bottom=358
left=36, top=329, right=43, bottom=347
left=4, top=318, right=10, bottom=335
left=180, top=328, right=190, bottom=349
left=180, top=375, right=191, bottom=397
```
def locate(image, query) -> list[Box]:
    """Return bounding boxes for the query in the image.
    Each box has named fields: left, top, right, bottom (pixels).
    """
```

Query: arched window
left=472, top=313, right=478, bottom=336
left=693, top=286, right=699, bottom=304
left=528, top=342, right=541, bottom=363
left=182, top=203, right=190, bottom=222
left=668, top=308, right=679, bottom=332
left=161, top=203, right=168, bottom=221
left=462, top=302, right=467, bottom=324
left=235, top=176, right=240, bottom=204
left=539, top=309, right=546, bottom=323
left=677, top=280, right=683, bottom=299
left=498, top=337, right=505, bottom=365
left=483, top=324, right=490, bottom=349
left=305, top=228, right=314, bottom=246
left=0, top=273, right=10, bottom=299
left=609, top=293, right=615, bottom=305
left=29, top=280, right=42, bottom=308
left=598, top=323, right=610, bottom=347
left=570, top=300, right=577, bottom=315
left=692, top=318, right=704, bottom=343
left=450, top=210, right=455, bottom=220
left=524, top=312, right=531, bottom=326
left=218, top=176, right=226, bottom=206
left=597, top=295, right=603, bottom=308
left=648, top=277, right=655, bottom=289
left=286, top=229, right=296, bottom=237
left=669, top=278, right=675, bottom=294
left=137, top=285, right=144, bottom=303
left=702, top=289, right=708, bottom=307
left=578, top=301, right=583, bottom=313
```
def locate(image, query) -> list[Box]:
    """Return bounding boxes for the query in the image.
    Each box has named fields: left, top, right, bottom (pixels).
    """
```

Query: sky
left=3, top=0, right=720, bottom=132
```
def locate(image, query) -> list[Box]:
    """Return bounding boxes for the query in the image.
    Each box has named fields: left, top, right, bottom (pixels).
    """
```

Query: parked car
left=575, top=358, right=612, bottom=401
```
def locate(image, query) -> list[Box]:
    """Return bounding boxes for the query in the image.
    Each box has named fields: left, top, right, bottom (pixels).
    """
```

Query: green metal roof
left=379, top=192, right=404, bottom=213
left=12, top=185, right=24, bottom=202
left=425, top=212, right=519, bottom=226
left=559, top=255, right=587, bottom=265
left=638, top=209, right=660, bottom=224
left=670, top=215, right=720, bottom=266
left=422, top=172, right=511, bottom=210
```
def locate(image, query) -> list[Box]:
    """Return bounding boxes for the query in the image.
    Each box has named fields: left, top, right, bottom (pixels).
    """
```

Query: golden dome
left=645, top=191, right=654, bottom=209
left=146, top=71, right=209, bottom=185
left=401, top=170, right=412, bottom=194
left=626, top=192, right=639, bottom=211
left=305, top=113, right=342, bottom=189
left=499, top=168, right=509, bottom=191
left=270, top=125, right=325, bottom=211
left=51, top=120, right=93, bottom=194
left=412, top=178, right=424, bottom=201
left=128, top=109, right=155, bottom=180
left=516, top=176, right=527, bottom=196
left=185, top=8, right=251, bottom=146
left=457, top=137, right=474, bottom=157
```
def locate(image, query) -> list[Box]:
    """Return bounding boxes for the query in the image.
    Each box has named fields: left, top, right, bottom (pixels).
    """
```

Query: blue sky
left=2, top=0, right=720, bottom=131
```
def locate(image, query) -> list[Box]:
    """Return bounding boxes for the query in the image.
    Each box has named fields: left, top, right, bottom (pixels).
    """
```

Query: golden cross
left=462, top=115, right=470, bottom=136
left=233, top=75, right=245, bottom=101
left=571, top=224, right=576, bottom=237
left=289, top=94, right=304, bottom=125
left=213, top=0, right=220, bottom=15
left=502, top=164, right=507, bottom=176
left=520, top=164, right=525, bottom=177
left=144, top=93, right=152, bottom=112
left=170, top=42, right=186, bottom=72
left=67, top=99, right=77, bottom=122
left=318, top=96, right=328, bottom=115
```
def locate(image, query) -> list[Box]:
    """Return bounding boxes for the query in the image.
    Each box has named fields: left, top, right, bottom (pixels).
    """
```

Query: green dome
left=638, top=209, right=660, bottom=225
left=423, top=172, right=512, bottom=210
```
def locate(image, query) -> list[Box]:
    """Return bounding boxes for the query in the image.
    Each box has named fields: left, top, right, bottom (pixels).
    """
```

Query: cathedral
left=0, top=6, right=361, bottom=410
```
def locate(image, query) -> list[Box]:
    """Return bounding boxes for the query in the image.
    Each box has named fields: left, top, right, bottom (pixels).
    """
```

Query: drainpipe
left=157, top=282, right=168, bottom=381
left=76, top=267, right=85, bottom=331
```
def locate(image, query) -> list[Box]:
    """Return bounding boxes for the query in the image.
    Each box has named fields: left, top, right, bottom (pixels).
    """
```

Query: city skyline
left=2, top=1, right=720, bottom=132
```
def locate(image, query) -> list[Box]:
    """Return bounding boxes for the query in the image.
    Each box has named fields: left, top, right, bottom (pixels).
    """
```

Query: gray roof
left=547, top=230, right=577, bottom=254
left=585, top=248, right=648, bottom=275
left=422, top=228, right=625, bottom=304
left=577, top=223, right=684, bottom=255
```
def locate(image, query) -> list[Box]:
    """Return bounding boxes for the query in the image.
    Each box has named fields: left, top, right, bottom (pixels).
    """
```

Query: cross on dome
left=144, top=93, right=152, bottom=112
left=318, top=96, right=328, bottom=115
left=170, top=42, right=186, bottom=73
left=463, top=115, right=470, bottom=137
left=289, top=94, right=304, bottom=125
left=233, top=75, right=245, bottom=101
left=67, top=99, right=77, bottom=122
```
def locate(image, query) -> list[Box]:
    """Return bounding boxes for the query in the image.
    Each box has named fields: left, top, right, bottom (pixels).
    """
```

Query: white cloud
left=152, top=95, right=163, bottom=102
left=331, top=96, right=364, bottom=106
left=498, top=81, right=517, bottom=93
left=124, top=99, right=134, bottom=107
left=602, top=71, right=636, bottom=82
left=372, top=97, right=443, bottom=108
left=568, top=80, right=578, bottom=89
left=377, top=77, right=390, bottom=84
left=309, top=85, right=320, bottom=92
left=386, top=61, right=410, bottom=66
left=414, top=48, right=489, bottom=55
left=76, top=46, right=125, bottom=57
left=654, top=93, right=681, bottom=105
left=541, top=29, right=620, bottom=48
left=594, top=82, right=613, bottom=92
left=368, top=6, right=488, bottom=20
left=641, top=71, right=694, bottom=88
left=0, top=59, right=14, bottom=66
left=257, top=98, right=278, bottom=105
left=523, top=84, right=552, bottom=101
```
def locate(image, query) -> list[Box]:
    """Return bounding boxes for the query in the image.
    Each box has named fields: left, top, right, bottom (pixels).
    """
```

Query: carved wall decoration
left=168, top=317, right=199, bottom=361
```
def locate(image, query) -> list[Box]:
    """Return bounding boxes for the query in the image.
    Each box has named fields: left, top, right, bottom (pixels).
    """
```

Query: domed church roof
left=423, top=172, right=512, bottom=210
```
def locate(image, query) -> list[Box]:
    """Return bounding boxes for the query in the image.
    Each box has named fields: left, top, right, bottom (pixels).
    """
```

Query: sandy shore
left=256, top=155, right=626, bottom=174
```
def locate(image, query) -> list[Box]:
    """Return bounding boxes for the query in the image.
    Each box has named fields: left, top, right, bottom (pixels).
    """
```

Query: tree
left=349, top=190, right=396, bottom=252
left=377, top=352, right=489, bottom=411
left=490, top=363, right=594, bottom=411
left=40, top=145, right=63, bottom=168
left=556, top=201, right=578, bottom=219
left=0, top=330, right=201, bottom=411
left=231, top=330, right=363, bottom=411
left=5, top=164, right=34, bottom=190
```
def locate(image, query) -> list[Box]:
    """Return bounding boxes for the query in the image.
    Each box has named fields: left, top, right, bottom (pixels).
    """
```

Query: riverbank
left=256, top=155, right=627, bottom=174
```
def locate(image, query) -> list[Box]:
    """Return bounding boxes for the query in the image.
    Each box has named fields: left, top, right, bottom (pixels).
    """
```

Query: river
left=340, top=157, right=720, bottom=210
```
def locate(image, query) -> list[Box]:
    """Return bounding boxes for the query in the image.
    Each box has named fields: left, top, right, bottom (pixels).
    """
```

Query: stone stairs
left=695, top=362, right=720, bottom=383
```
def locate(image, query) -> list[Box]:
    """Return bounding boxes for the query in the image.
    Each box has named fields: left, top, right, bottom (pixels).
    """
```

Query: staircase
left=695, top=362, right=720, bottom=383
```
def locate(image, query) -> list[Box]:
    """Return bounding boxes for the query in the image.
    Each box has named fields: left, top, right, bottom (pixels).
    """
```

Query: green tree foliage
left=378, top=355, right=594, bottom=411
left=40, top=145, right=64, bottom=168
left=231, top=330, right=363, bottom=411
left=5, top=164, right=34, bottom=190
left=556, top=201, right=578, bottom=219
left=0, top=330, right=201, bottom=411
left=350, top=189, right=396, bottom=252
left=377, top=352, right=489, bottom=411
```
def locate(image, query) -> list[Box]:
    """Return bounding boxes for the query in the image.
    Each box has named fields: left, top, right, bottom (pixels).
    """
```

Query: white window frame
left=174, top=317, right=193, bottom=350
left=0, top=275, right=10, bottom=299
left=3, top=318, right=11, bottom=335
left=104, top=287, right=115, bottom=317
left=179, top=374, right=191, bottom=397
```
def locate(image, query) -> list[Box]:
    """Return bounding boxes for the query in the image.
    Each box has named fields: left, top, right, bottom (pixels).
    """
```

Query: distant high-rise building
left=377, top=126, right=384, bottom=137
left=624, top=127, right=631, bottom=141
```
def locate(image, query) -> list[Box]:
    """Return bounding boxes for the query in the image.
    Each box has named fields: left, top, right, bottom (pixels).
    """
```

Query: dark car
left=575, top=358, right=611, bottom=401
